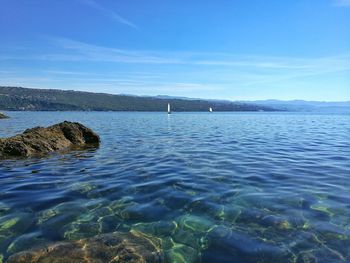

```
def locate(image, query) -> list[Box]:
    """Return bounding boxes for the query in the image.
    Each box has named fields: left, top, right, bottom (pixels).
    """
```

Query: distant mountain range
left=245, top=99, right=350, bottom=113
left=0, top=86, right=274, bottom=112
left=154, top=96, right=350, bottom=113
left=1, top=86, right=348, bottom=112
left=149, top=96, right=350, bottom=112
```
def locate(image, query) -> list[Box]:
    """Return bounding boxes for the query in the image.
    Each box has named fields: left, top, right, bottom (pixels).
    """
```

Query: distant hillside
left=246, top=100, right=350, bottom=113
left=0, top=86, right=274, bottom=112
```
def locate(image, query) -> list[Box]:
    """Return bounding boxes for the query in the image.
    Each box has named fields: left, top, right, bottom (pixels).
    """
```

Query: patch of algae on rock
left=7, top=232, right=47, bottom=255
left=0, top=217, right=20, bottom=231
left=130, top=216, right=206, bottom=263
left=164, top=241, right=199, bottom=263
left=310, top=204, right=335, bottom=217
left=7, top=231, right=163, bottom=263
left=132, top=221, right=178, bottom=238
left=0, top=213, right=34, bottom=247
left=178, top=214, right=214, bottom=233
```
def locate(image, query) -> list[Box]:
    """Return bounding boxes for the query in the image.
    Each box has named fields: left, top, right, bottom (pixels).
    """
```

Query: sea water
left=1, top=112, right=350, bottom=262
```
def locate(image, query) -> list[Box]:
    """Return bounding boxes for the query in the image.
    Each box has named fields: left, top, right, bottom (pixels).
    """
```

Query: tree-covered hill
left=0, top=86, right=275, bottom=112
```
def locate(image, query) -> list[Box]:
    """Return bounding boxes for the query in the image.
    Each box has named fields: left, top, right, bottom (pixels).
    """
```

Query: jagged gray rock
left=0, top=121, right=100, bottom=158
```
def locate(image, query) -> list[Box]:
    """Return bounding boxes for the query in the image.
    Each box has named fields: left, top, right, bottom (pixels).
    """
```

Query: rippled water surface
left=1, top=112, right=350, bottom=263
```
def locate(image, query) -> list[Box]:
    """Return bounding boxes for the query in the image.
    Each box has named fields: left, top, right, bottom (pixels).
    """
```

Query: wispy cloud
left=45, top=38, right=350, bottom=75
left=3, top=37, right=350, bottom=76
left=333, top=0, right=350, bottom=6
left=1, top=37, right=350, bottom=100
left=79, top=0, right=137, bottom=29
left=49, top=37, right=179, bottom=63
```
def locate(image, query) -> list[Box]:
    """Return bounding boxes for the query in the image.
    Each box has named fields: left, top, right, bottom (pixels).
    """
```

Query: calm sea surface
left=1, top=112, right=350, bottom=263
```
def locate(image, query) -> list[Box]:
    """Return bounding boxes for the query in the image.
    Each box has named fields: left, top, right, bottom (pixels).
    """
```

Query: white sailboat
left=209, top=107, right=213, bottom=112
left=167, top=103, right=171, bottom=114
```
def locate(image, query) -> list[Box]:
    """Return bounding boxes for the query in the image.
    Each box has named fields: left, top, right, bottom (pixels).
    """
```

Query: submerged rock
left=7, top=231, right=163, bottom=263
left=0, top=121, right=100, bottom=158
left=0, top=112, right=9, bottom=119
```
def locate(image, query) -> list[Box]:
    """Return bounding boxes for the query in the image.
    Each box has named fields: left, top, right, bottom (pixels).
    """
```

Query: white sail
left=209, top=107, right=213, bottom=112
left=168, top=103, right=171, bottom=114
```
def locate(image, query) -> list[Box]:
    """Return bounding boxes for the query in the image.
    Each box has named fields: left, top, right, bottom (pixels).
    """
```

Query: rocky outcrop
left=0, top=112, right=9, bottom=119
left=7, top=231, right=163, bottom=263
left=0, top=121, right=100, bottom=158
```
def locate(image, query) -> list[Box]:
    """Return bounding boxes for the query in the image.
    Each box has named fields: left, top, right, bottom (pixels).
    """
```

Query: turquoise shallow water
left=1, top=112, right=350, bottom=262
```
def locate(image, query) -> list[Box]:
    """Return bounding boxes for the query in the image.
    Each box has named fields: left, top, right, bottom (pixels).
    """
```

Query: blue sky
left=0, top=0, right=349, bottom=101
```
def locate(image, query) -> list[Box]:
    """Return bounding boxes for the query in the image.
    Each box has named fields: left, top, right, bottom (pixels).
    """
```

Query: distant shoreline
left=1, top=86, right=350, bottom=113
left=0, top=86, right=276, bottom=112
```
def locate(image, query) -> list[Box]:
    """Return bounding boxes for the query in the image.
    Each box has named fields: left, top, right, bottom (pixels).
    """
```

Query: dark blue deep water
left=1, top=112, right=350, bottom=263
